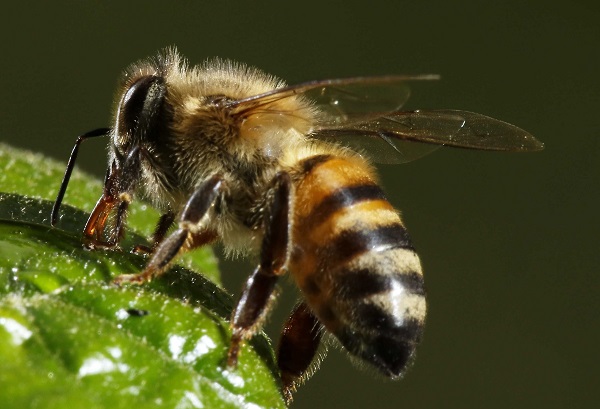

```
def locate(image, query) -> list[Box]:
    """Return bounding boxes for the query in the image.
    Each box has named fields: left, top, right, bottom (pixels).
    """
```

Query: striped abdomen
left=288, top=154, right=426, bottom=377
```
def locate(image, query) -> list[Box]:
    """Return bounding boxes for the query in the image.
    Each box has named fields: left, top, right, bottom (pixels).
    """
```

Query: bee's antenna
left=51, top=127, right=111, bottom=226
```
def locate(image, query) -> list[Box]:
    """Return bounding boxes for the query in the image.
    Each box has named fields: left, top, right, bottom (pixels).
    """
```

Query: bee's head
left=51, top=50, right=179, bottom=246
left=75, top=73, right=169, bottom=247
left=74, top=74, right=170, bottom=246
left=104, top=73, right=169, bottom=206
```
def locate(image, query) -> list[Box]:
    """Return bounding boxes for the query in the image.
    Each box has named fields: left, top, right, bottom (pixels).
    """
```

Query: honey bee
left=51, top=48, right=543, bottom=402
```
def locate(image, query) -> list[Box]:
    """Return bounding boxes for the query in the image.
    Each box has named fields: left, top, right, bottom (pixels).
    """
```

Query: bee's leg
left=110, top=200, right=130, bottom=246
left=114, top=175, right=224, bottom=285
left=227, top=172, right=291, bottom=367
left=132, top=211, right=176, bottom=255
left=277, top=302, right=323, bottom=404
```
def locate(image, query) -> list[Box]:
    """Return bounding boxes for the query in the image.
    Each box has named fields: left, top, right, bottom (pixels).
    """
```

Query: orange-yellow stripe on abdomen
left=288, top=153, right=426, bottom=378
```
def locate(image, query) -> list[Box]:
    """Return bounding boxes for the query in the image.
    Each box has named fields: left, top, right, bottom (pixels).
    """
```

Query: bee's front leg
left=227, top=172, right=292, bottom=367
left=132, top=211, right=176, bottom=255
left=114, top=174, right=224, bottom=285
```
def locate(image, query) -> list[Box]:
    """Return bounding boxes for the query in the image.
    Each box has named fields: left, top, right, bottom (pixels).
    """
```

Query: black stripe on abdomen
left=351, top=302, right=423, bottom=337
left=304, top=183, right=387, bottom=227
left=322, top=224, right=414, bottom=268
left=334, top=268, right=425, bottom=300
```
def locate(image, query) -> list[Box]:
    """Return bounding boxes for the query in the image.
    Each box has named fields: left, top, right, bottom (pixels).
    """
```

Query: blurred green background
left=1, top=1, right=598, bottom=408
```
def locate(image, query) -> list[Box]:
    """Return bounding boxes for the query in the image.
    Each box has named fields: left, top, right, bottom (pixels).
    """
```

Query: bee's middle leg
left=227, top=172, right=292, bottom=367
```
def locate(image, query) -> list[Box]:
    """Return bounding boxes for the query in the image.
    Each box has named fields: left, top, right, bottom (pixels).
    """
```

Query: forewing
left=225, top=75, right=439, bottom=127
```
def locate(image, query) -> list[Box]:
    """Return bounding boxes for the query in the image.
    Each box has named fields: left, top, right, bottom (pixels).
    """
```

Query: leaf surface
left=0, top=144, right=285, bottom=409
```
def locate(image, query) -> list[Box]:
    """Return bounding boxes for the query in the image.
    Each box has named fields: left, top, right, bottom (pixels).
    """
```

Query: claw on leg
left=113, top=268, right=157, bottom=286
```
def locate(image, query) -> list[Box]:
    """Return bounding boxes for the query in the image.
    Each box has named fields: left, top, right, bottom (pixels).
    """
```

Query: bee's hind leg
left=114, top=174, right=224, bottom=285
left=277, top=302, right=323, bottom=404
left=227, top=172, right=292, bottom=367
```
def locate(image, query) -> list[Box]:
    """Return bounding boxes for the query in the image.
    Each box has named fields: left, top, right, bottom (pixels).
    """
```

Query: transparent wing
left=315, top=109, right=543, bottom=164
left=225, top=75, right=440, bottom=127
left=224, top=76, right=542, bottom=164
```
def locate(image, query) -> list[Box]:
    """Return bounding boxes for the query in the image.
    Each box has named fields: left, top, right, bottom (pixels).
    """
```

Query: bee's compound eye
left=119, top=75, right=165, bottom=137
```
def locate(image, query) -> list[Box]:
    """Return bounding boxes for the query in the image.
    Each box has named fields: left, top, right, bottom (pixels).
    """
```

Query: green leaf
left=0, top=143, right=221, bottom=284
left=0, top=144, right=285, bottom=409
